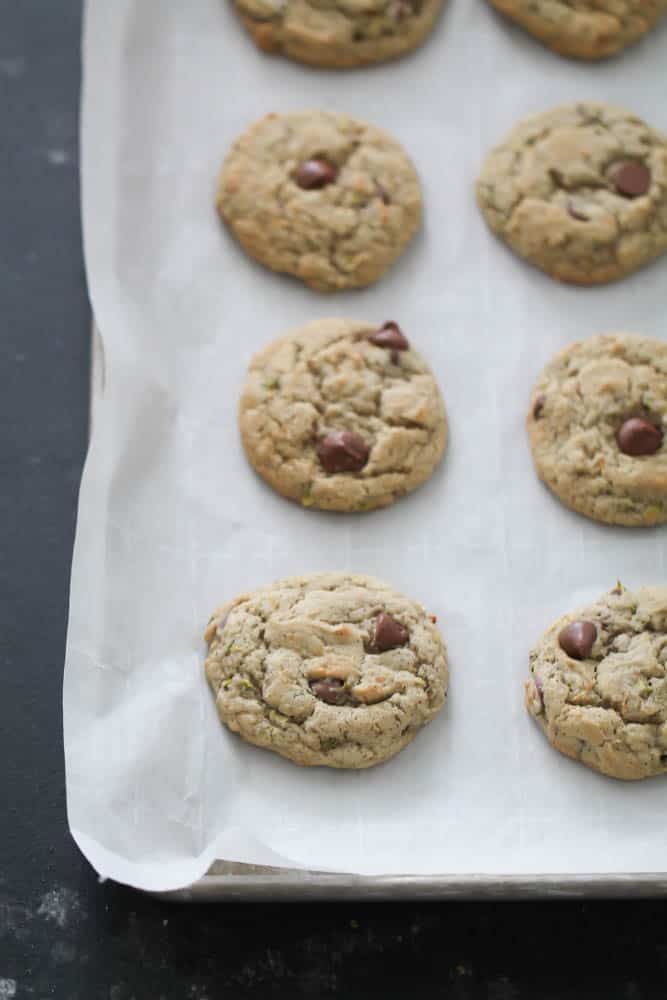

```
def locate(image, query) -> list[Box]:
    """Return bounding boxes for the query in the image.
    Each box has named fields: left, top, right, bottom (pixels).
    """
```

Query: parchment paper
left=66, top=0, right=667, bottom=892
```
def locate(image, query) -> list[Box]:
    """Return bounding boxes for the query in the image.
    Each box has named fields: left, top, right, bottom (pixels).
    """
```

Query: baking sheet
left=67, top=0, right=667, bottom=893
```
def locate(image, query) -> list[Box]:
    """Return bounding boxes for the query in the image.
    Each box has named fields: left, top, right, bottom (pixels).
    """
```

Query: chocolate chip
left=368, top=322, right=410, bottom=352
left=376, top=185, right=392, bottom=205
left=558, top=621, right=597, bottom=660
left=548, top=167, right=565, bottom=188
left=372, top=613, right=409, bottom=653
left=607, top=160, right=651, bottom=198
left=532, top=394, right=546, bottom=420
left=310, top=678, right=346, bottom=705
left=617, top=417, right=663, bottom=456
left=294, top=158, right=338, bottom=190
left=567, top=199, right=590, bottom=222
left=317, top=431, right=369, bottom=474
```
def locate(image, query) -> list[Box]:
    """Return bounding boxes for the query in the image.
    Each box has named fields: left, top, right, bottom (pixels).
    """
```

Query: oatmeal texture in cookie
left=239, top=318, right=447, bottom=512
left=217, top=111, right=422, bottom=292
left=527, top=333, right=667, bottom=527
left=204, top=573, right=448, bottom=768
left=477, top=102, right=667, bottom=285
left=234, top=0, right=445, bottom=68
left=486, top=0, right=667, bottom=60
left=525, top=585, right=667, bottom=780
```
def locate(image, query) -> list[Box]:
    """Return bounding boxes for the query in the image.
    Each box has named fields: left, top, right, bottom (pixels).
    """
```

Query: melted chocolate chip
left=607, top=160, right=651, bottom=198
left=372, top=613, right=409, bottom=653
left=532, top=394, right=546, bottom=420
left=368, top=322, right=410, bottom=351
left=317, top=431, right=369, bottom=474
left=377, top=185, right=392, bottom=205
left=294, top=158, right=338, bottom=190
left=309, top=678, right=346, bottom=705
left=617, top=417, right=663, bottom=457
left=558, top=621, right=597, bottom=660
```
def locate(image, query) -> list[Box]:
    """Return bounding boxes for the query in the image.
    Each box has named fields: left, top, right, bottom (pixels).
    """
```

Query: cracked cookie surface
left=234, top=0, right=445, bottom=67
left=527, top=333, right=667, bottom=527
left=217, top=111, right=422, bottom=292
left=204, top=572, right=448, bottom=768
left=477, top=102, right=667, bottom=285
left=525, top=585, right=667, bottom=780
left=239, top=318, right=447, bottom=512
left=486, top=0, right=667, bottom=60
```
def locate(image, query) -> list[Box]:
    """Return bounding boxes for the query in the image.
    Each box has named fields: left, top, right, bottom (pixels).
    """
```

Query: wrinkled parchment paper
left=66, top=0, right=667, bottom=891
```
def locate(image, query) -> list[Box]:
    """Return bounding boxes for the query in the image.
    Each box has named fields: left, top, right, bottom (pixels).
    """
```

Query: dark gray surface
left=1, top=3, right=667, bottom=998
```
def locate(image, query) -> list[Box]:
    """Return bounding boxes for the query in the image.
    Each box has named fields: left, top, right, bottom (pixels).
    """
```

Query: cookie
left=525, top=584, right=667, bottom=780
left=486, top=0, right=667, bottom=60
left=476, top=102, right=667, bottom=285
left=217, top=111, right=422, bottom=292
left=239, top=318, right=447, bottom=512
left=233, top=0, right=445, bottom=68
left=204, top=573, right=448, bottom=768
left=527, top=333, right=667, bottom=527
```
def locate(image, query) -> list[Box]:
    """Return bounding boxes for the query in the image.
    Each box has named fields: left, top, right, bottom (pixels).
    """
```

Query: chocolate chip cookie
left=217, top=111, right=422, bottom=292
left=234, top=0, right=445, bottom=68
left=477, top=102, right=667, bottom=285
left=486, top=0, right=667, bottom=60
left=525, top=584, right=667, bottom=780
left=239, top=318, right=447, bottom=512
left=528, top=333, right=667, bottom=527
left=204, top=573, right=448, bottom=768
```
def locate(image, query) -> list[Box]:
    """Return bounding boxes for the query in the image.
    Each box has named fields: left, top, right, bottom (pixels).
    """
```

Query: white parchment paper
left=66, top=0, right=667, bottom=891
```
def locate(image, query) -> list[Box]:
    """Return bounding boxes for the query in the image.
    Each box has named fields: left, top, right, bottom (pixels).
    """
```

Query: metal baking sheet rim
left=90, top=324, right=667, bottom=902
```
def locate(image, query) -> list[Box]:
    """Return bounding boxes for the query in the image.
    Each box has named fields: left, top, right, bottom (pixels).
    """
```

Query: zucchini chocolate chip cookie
left=525, top=584, right=667, bottom=780
left=239, top=318, right=447, bottom=512
left=485, top=0, right=667, bottom=61
left=233, top=0, right=445, bottom=68
left=527, top=333, right=667, bottom=527
left=477, top=102, right=667, bottom=285
left=204, top=573, right=448, bottom=768
left=217, top=111, right=422, bottom=292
